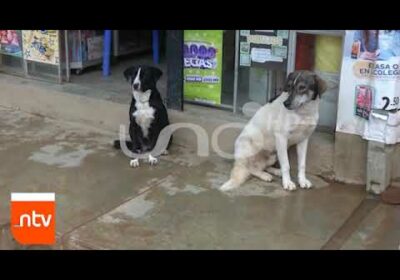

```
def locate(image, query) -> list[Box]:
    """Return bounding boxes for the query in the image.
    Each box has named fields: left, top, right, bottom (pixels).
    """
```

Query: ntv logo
left=15, top=210, right=52, bottom=228
left=10, top=193, right=56, bottom=245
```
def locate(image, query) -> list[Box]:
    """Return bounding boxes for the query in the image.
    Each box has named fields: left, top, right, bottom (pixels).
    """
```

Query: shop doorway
left=288, top=30, right=345, bottom=132
left=67, top=30, right=167, bottom=105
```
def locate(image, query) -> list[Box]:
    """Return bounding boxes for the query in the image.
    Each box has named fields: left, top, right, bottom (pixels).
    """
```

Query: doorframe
left=287, top=30, right=345, bottom=74
left=287, top=30, right=346, bottom=133
left=166, top=30, right=184, bottom=111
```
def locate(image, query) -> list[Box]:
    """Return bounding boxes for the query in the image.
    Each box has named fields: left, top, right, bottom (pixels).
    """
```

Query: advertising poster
left=239, top=30, right=289, bottom=69
left=184, top=30, right=223, bottom=105
left=337, top=30, right=400, bottom=144
left=0, top=30, right=23, bottom=57
left=22, top=30, right=60, bottom=65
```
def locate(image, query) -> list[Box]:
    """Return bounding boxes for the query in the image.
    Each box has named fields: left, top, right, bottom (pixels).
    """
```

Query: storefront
left=2, top=30, right=400, bottom=191
left=183, top=30, right=344, bottom=132
left=0, top=30, right=344, bottom=134
left=0, top=30, right=69, bottom=83
left=0, top=30, right=160, bottom=82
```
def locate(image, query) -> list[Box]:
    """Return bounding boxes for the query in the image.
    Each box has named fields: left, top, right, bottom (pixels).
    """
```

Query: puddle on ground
left=29, top=142, right=94, bottom=168
left=99, top=192, right=155, bottom=223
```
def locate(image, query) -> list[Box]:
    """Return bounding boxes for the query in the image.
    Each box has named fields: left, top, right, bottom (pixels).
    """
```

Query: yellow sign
left=315, top=35, right=343, bottom=73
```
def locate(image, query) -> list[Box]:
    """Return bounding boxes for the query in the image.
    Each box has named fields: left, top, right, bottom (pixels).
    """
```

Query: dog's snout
left=133, top=83, right=139, bottom=90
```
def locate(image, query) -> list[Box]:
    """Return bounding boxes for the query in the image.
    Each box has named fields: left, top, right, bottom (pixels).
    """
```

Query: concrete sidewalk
left=0, top=107, right=399, bottom=249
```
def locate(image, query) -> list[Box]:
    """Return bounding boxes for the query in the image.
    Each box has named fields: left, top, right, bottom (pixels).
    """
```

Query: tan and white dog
left=220, top=70, right=327, bottom=192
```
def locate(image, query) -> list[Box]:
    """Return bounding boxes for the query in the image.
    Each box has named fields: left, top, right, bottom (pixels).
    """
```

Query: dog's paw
left=148, top=155, right=158, bottom=165
left=130, top=158, right=140, bottom=168
left=259, top=172, right=273, bottom=182
left=299, top=177, right=313, bottom=189
left=161, top=150, right=169, bottom=156
left=282, top=178, right=297, bottom=191
left=220, top=180, right=237, bottom=192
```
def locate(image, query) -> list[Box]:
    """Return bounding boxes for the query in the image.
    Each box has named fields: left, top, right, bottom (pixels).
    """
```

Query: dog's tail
left=220, top=164, right=250, bottom=192
left=113, top=140, right=133, bottom=150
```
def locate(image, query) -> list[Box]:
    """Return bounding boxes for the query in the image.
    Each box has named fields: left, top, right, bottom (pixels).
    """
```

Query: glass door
left=234, top=30, right=289, bottom=114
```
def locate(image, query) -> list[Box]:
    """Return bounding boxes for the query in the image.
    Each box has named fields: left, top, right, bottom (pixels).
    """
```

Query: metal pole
left=152, top=30, right=160, bottom=64
left=113, top=30, right=118, bottom=57
left=19, top=31, right=29, bottom=78
left=78, top=30, right=82, bottom=66
left=287, top=30, right=296, bottom=74
left=64, top=30, right=70, bottom=82
left=233, top=30, right=240, bottom=114
left=102, top=30, right=112, bottom=76
left=57, top=30, right=62, bottom=83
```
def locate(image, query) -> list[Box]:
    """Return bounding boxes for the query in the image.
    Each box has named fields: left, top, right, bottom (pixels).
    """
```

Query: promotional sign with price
left=337, top=30, right=400, bottom=143
left=351, top=60, right=400, bottom=111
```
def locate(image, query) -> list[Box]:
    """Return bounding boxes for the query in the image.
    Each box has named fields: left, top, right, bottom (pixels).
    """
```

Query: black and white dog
left=114, top=65, right=172, bottom=167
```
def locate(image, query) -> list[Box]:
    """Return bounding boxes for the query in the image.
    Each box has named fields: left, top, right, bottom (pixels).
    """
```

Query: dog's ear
left=313, top=74, right=328, bottom=100
left=151, top=67, right=163, bottom=83
left=123, top=66, right=138, bottom=83
left=283, top=72, right=295, bottom=92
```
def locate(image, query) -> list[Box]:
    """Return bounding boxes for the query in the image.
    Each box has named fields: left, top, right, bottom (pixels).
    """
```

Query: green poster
left=184, top=30, right=223, bottom=105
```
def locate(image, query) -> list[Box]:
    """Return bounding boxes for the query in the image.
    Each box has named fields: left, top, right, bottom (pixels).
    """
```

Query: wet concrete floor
left=0, top=107, right=398, bottom=249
